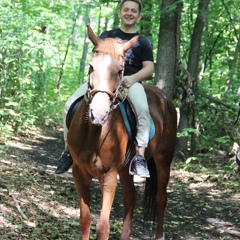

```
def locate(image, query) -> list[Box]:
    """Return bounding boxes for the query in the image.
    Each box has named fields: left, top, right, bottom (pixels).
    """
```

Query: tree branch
left=0, top=181, right=28, bottom=220
left=196, top=90, right=237, bottom=111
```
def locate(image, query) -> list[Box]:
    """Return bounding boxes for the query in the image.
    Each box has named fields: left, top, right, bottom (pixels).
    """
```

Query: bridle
left=85, top=51, right=128, bottom=113
left=85, top=81, right=127, bottom=113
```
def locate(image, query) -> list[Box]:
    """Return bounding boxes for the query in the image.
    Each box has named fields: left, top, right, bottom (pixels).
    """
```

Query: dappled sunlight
left=188, top=181, right=215, bottom=190
left=1, top=159, right=14, bottom=165
left=1, top=128, right=239, bottom=239
left=170, top=168, right=236, bottom=197
left=230, top=192, right=240, bottom=201
left=167, top=162, right=240, bottom=239
left=206, top=189, right=234, bottom=200
left=1, top=205, right=19, bottom=228
left=6, top=139, right=39, bottom=151
left=206, top=218, right=240, bottom=238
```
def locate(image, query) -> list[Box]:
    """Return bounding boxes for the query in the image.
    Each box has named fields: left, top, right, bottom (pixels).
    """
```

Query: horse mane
left=94, top=38, right=125, bottom=58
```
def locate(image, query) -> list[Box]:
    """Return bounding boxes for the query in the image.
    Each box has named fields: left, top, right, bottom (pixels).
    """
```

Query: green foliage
left=195, top=98, right=238, bottom=153
left=178, top=0, right=240, bottom=153
left=0, top=0, right=87, bottom=139
left=177, top=128, right=199, bottom=138
left=179, top=156, right=200, bottom=171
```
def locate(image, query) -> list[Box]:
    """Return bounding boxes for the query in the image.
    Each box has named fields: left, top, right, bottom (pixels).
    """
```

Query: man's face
left=118, top=1, right=142, bottom=27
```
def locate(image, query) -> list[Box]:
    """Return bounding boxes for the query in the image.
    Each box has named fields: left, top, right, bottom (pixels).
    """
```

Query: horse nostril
left=102, top=111, right=109, bottom=122
left=90, top=109, right=94, bottom=120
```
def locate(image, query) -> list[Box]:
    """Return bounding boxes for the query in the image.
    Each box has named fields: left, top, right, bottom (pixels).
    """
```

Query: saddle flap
left=66, top=96, right=84, bottom=129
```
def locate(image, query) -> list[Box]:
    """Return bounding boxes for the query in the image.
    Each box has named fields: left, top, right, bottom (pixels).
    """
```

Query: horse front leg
left=72, top=164, right=92, bottom=240
left=119, top=171, right=136, bottom=240
left=96, top=170, right=118, bottom=240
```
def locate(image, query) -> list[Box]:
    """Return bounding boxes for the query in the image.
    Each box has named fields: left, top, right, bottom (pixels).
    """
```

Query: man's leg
left=55, top=83, right=88, bottom=174
left=127, top=83, right=150, bottom=178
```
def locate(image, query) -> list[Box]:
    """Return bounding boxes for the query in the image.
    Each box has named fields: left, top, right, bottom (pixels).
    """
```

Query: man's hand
left=122, top=76, right=135, bottom=88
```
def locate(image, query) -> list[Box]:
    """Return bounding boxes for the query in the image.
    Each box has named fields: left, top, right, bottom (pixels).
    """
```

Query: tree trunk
left=79, top=12, right=90, bottom=84
left=155, top=0, right=180, bottom=99
left=224, top=36, right=240, bottom=97
left=177, top=0, right=209, bottom=157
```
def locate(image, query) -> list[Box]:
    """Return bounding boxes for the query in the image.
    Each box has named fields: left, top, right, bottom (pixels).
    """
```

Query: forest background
left=1, top=1, right=240, bottom=239
left=0, top=0, right=239, bottom=165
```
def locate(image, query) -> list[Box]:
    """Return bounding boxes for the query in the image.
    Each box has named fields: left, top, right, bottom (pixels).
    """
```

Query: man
left=55, top=0, right=154, bottom=178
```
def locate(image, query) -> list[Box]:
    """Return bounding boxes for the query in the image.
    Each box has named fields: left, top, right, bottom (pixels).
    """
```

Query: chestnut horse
left=67, top=26, right=177, bottom=240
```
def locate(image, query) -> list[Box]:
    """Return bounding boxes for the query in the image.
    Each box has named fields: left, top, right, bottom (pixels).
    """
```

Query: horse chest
left=79, top=150, right=113, bottom=174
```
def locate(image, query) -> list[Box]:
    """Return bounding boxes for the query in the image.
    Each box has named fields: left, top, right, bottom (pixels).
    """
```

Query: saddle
left=66, top=96, right=155, bottom=170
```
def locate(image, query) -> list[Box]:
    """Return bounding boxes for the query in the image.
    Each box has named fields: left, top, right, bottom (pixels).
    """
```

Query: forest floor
left=0, top=127, right=240, bottom=240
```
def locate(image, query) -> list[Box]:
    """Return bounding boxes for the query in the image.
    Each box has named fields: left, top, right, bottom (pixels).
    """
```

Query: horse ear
left=122, top=35, right=140, bottom=52
left=87, top=25, right=101, bottom=47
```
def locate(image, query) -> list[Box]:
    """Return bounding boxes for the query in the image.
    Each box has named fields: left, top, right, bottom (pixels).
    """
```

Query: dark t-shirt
left=99, top=28, right=154, bottom=76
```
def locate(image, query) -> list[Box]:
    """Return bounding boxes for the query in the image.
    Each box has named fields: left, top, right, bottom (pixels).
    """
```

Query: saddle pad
left=119, top=102, right=155, bottom=141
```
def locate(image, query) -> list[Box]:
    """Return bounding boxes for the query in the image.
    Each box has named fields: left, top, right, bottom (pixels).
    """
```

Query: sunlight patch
left=188, top=182, right=215, bottom=190
left=206, top=218, right=240, bottom=237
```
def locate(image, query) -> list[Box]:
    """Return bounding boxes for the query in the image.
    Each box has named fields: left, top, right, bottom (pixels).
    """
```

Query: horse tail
left=143, top=157, right=157, bottom=230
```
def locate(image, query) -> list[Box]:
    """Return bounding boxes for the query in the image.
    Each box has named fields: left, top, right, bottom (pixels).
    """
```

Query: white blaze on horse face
left=94, top=55, right=114, bottom=91
left=89, top=55, right=114, bottom=126
left=91, top=54, right=113, bottom=88
left=103, top=54, right=112, bottom=66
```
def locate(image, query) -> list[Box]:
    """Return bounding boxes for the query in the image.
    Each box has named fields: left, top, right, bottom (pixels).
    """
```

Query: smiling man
left=55, top=0, right=154, bottom=178
left=99, top=0, right=154, bottom=178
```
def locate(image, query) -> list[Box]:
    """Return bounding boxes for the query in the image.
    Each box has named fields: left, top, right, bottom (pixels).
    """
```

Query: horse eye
left=88, top=65, right=94, bottom=75
left=117, top=70, right=123, bottom=76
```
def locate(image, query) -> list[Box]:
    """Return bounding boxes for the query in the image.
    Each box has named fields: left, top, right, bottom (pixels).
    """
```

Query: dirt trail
left=0, top=127, right=239, bottom=239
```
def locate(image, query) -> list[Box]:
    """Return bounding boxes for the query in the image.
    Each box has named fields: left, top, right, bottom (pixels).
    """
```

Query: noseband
left=85, top=81, right=126, bottom=113
left=88, top=87, right=116, bottom=100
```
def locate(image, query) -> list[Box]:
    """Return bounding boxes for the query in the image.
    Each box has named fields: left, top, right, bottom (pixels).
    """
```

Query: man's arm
left=122, top=61, right=154, bottom=88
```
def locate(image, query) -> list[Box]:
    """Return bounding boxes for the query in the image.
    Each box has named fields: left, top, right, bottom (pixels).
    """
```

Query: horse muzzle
left=89, top=108, right=109, bottom=126
left=89, top=92, right=111, bottom=125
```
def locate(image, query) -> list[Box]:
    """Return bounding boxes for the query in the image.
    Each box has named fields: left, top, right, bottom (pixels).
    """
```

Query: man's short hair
left=119, top=0, right=142, bottom=13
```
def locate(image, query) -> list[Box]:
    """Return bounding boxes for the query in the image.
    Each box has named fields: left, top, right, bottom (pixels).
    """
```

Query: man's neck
left=120, top=25, right=137, bottom=34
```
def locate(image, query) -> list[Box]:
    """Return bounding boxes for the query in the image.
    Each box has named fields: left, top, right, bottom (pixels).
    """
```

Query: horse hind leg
left=155, top=235, right=165, bottom=240
left=155, top=154, right=172, bottom=240
left=143, top=154, right=171, bottom=240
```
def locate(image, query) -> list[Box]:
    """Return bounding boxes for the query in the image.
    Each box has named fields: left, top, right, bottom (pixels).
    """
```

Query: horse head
left=86, top=25, right=139, bottom=126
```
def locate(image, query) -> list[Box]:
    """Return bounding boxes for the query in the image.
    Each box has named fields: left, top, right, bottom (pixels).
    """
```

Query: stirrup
left=129, top=156, right=136, bottom=175
left=129, top=155, right=150, bottom=178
